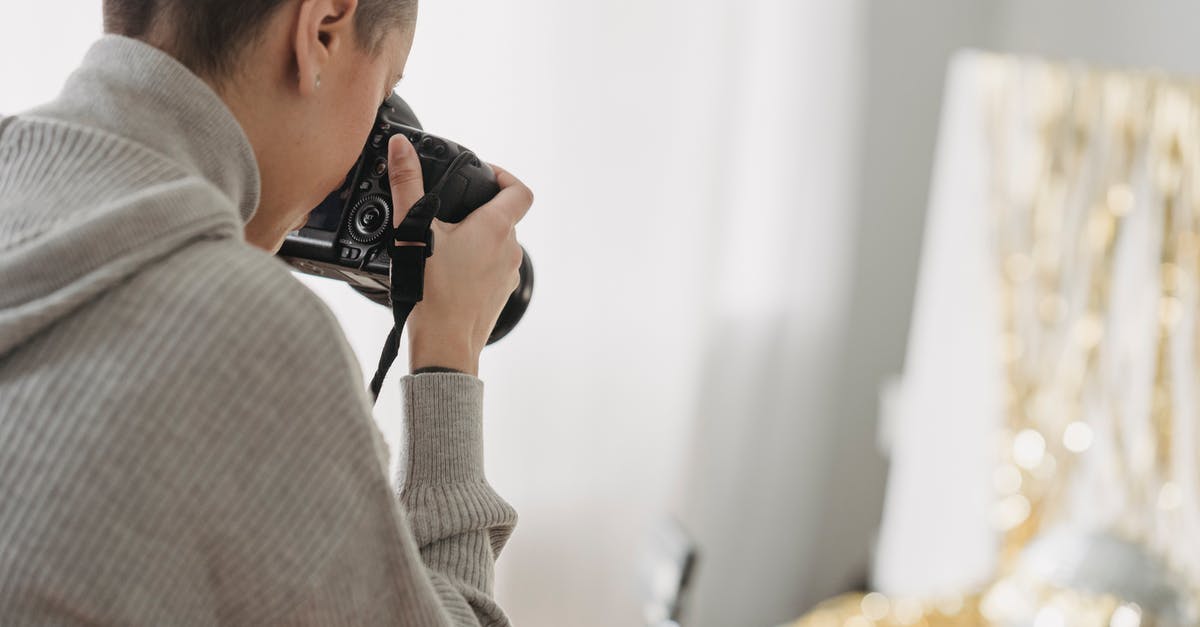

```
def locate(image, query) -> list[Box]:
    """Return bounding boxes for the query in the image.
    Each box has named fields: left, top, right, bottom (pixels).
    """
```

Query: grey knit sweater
left=0, top=36, right=517, bottom=626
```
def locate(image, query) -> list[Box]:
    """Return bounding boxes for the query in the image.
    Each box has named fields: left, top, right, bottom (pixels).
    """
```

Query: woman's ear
left=293, top=0, right=360, bottom=96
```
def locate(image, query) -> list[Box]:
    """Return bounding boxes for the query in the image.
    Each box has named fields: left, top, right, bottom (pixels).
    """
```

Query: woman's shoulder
left=103, top=236, right=364, bottom=389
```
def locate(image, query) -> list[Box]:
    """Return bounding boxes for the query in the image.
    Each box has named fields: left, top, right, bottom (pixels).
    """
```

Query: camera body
left=279, top=95, right=533, bottom=343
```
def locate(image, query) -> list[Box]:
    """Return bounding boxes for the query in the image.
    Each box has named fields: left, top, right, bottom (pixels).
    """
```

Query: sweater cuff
left=397, top=372, right=486, bottom=486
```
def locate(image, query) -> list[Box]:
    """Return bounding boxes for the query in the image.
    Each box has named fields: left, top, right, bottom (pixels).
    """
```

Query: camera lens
left=348, top=196, right=390, bottom=244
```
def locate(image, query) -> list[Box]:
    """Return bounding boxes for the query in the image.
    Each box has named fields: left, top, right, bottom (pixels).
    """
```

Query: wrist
left=408, top=331, right=480, bottom=376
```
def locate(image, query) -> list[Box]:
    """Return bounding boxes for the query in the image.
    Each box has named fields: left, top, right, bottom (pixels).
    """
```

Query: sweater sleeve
left=396, top=374, right=519, bottom=614
left=270, top=373, right=518, bottom=627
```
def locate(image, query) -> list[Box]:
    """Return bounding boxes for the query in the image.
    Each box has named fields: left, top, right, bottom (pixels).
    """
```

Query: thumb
left=387, top=134, right=425, bottom=229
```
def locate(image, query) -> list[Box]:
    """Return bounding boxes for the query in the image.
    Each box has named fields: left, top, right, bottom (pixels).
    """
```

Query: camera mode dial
left=346, top=195, right=391, bottom=244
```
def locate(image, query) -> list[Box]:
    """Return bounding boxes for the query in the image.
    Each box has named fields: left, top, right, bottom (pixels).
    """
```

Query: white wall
left=0, top=3, right=101, bottom=112
left=996, top=0, right=1200, bottom=77
left=670, top=1, right=868, bottom=624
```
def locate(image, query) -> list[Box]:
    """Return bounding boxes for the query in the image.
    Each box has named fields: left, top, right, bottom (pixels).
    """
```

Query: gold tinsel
left=790, top=52, right=1200, bottom=627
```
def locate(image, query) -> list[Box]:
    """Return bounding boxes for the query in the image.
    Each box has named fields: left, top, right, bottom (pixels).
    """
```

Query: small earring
left=315, top=74, right=322, bottom=89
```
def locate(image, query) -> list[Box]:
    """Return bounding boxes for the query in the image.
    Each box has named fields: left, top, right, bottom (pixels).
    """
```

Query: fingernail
left=389, top=135, right=409, bottom=159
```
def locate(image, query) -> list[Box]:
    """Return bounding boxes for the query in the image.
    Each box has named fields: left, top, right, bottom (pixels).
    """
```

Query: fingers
left=485, top=163, right=534, bottom=226
left=392, top=155, right=531, bottom=253
left=388, top=135, right=425, bottom=229
left=505, top=231, right=523, bottom=293
left=490, top=163, right=520, bottom=188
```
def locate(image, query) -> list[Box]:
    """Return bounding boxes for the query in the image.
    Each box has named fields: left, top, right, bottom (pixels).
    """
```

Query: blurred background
left=4, top=1, right=1200, bottom=626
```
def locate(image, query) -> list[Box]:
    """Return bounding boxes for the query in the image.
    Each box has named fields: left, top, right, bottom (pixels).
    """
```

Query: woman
left=0, top=0, right=532, bottom=624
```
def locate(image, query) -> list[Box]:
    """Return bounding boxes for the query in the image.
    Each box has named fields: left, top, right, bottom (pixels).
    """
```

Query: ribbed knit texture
left=0, top=35, right=516, bottom=626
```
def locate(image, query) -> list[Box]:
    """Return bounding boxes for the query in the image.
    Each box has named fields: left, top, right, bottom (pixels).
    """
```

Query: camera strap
left=369, top=151, right=480, bottom=402
left=368, top=193, right=439, bottom=400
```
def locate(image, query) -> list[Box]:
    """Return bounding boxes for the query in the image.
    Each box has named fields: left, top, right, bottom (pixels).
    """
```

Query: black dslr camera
left=279, top=95, right=533, bottom=344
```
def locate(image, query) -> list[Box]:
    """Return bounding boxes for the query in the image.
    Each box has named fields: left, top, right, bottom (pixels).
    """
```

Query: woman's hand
left=386, top=134, right=533, bottom=376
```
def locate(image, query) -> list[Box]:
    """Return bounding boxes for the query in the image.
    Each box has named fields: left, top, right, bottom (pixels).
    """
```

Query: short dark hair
left=103, top=0, right=417, bottom=79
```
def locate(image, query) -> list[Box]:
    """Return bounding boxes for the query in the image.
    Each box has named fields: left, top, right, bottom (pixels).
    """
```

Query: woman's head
left=103, top=0, right=419, bottom=251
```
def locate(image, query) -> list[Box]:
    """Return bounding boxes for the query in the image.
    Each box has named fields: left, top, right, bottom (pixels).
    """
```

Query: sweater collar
left=45, top=35, right=262, bottom=224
